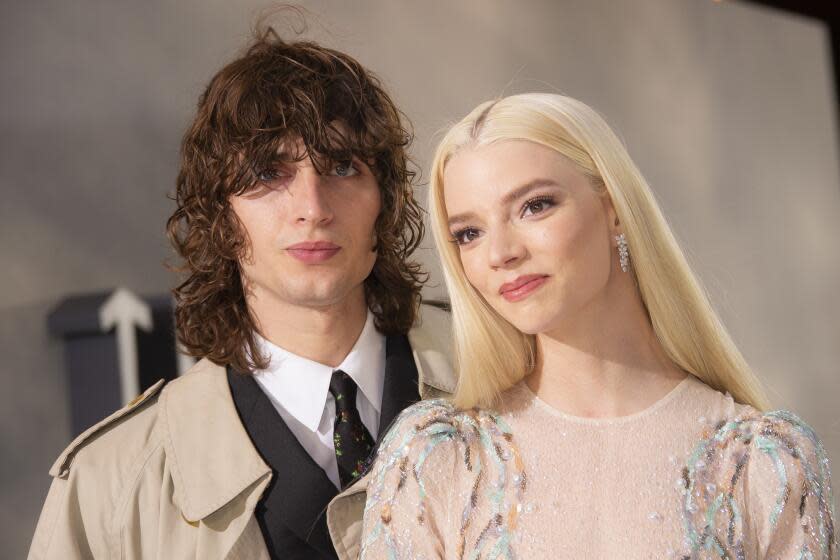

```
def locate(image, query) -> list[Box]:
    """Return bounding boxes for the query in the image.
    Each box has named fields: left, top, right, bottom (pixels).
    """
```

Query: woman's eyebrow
left=447, top=211, right=477, bottom=229
left=499, top=178, right=560, bottom=206
left=447, top=178, right=560, bottom=228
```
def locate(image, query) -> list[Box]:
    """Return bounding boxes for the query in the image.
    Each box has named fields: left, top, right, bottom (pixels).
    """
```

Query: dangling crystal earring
left=615, top=233, right=630, bottom=272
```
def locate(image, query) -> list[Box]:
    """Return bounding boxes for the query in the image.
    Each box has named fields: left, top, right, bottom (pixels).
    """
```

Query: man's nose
left=292, top=168, right=334, bottom=226
left=487, top=226, right=526, bottom=270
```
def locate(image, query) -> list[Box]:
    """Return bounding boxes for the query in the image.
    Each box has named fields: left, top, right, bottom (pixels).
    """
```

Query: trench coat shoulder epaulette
left=48, top=379, right=167, bottom=479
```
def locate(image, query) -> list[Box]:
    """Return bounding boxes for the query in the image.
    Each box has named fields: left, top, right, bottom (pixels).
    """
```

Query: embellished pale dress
left=360, top=375, right=835, bottom=559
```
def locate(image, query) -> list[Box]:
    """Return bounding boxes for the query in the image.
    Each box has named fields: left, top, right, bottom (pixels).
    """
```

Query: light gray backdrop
left=1, top=1, right=837, bottom=557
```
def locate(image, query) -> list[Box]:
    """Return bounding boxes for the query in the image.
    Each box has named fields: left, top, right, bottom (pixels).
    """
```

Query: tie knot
left=329, top=370, right=358, bottom=411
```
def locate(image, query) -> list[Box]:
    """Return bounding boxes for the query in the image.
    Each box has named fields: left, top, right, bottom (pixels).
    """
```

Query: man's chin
left=281, top=285, right=364, bottom=311
left=247, top=272, right=369, bottom=312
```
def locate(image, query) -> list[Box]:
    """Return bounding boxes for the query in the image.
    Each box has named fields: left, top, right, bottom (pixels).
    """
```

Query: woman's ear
left=602, top=194, right=620, bottom=233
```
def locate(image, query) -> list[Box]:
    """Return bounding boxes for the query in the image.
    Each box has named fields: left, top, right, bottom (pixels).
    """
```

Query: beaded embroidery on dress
left=360, top=399, right=525, bottom=560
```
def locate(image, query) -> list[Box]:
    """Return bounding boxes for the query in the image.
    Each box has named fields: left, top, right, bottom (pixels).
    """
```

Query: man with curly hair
left=29, top=29, right=455, bottom=560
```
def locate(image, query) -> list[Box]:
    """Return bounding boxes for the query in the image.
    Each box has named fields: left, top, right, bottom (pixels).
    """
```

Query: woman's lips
left=499, top=275, right=549, bottom=302
left=286, top=241, right=341, bottom=263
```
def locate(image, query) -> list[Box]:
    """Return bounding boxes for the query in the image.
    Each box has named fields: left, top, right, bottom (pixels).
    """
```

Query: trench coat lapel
left=162, top=359, right=272, bottom=558
left=227, top=369, right=338, bottom=559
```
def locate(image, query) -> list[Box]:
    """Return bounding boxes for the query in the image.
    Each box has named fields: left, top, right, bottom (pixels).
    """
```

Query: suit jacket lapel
left=377, top=333, right=421, bottom=443
left=227, top=369, right=337, bottom=560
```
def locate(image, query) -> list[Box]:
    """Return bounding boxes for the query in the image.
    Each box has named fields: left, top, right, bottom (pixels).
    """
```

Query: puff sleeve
left=359, top=399, right=525, bottom=560
left=682, top=410, right=836, bottom=559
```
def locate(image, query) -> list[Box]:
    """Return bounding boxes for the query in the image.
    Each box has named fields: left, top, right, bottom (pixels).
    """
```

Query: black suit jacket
left=227, top=333, right=421, bottom=560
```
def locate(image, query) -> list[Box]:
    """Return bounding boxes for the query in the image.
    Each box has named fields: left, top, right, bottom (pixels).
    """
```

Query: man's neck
left=250, top=290, right=369, bottom=368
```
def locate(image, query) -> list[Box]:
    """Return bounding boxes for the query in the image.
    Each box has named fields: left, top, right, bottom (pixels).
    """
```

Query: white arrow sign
left=99, top=288, right=153, bottom=406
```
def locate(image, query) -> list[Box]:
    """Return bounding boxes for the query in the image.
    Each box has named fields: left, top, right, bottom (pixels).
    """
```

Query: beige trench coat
left=28, top=304, right=456, bottom=560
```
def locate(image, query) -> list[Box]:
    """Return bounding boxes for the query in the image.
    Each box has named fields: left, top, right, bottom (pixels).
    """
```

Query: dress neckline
left=516, top=374, right=695, bottom=426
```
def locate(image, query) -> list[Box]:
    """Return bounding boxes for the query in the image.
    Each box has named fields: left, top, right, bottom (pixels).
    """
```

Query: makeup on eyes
left=449, top=227, right=479, bottom=245
left=520, top=194, right=557, bottom=217
left=449, top=192, right=559, bottom=246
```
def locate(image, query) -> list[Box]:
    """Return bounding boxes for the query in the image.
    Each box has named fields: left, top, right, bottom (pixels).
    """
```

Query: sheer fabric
left=361, top=376, right=835, bottom=559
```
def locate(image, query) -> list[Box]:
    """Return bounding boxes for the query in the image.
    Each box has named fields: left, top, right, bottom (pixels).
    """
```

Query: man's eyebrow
left=274, top=146, right=356, bottom=162
left=273, top=149, right=304, bottom=162
left=447, top=178, right=560, bottom=228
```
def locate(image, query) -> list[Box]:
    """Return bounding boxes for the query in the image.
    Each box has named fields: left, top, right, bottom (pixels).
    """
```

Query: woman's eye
left=330, top=161, right=359, bottom=177
left=521, top=196, right=555, bottom=217
left=451, top=228, right=481, bottom=246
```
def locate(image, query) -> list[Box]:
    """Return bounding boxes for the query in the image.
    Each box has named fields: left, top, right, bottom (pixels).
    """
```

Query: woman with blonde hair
left=359, top=93, right=835, bottom=559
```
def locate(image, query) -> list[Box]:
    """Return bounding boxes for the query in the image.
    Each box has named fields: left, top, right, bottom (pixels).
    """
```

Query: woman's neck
left=526, top=282, right=687, bottom=419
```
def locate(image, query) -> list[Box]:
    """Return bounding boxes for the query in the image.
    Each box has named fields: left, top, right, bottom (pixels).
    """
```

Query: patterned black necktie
left=329, top=369, right=376, bottom=488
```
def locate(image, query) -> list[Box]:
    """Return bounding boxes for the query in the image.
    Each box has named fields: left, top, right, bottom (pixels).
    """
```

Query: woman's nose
left=487, top=226, right=526, bottom=269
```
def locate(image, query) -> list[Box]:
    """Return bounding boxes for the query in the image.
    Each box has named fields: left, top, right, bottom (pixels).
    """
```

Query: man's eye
left=256, top=167, right=289, bottom=182
left=330, top=162, right=359, bottom=177
left=451, top=228, right=481, bottom=246
left=521, top=196, right=555, bottom=217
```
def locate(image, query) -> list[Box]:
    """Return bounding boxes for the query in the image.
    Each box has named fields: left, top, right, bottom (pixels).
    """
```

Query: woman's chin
left=503, top=314, right=557, bottom=336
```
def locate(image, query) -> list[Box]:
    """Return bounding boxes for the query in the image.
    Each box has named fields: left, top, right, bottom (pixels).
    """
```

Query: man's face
left=230, top=137, right=381, bottom=318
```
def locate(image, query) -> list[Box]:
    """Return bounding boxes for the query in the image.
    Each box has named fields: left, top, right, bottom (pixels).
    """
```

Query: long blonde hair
left=429, top=93, right=769, bottom=411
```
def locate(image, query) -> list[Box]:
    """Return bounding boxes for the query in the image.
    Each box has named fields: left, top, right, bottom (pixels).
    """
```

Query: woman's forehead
left=444, top=142, right=577, bottom=193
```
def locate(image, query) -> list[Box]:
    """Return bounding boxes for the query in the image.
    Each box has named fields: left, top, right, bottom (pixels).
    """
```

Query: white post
left=99, top=288, right=153, bottom=405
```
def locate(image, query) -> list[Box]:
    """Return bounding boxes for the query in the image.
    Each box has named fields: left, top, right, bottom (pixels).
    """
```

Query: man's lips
left=498, top=274, right=549, bottom=302
left=286, top=241, right=341, bottom=263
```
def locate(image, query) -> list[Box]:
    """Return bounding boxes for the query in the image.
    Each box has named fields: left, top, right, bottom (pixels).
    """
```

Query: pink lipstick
left=499, top=274, right=549, bottom=302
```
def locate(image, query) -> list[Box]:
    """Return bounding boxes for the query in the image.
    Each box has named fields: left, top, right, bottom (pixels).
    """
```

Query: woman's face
left=442, top=139, right=618, bottom=335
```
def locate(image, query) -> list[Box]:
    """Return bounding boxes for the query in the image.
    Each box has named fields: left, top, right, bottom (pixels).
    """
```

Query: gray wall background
left=2, top=1, right=838, bottom=556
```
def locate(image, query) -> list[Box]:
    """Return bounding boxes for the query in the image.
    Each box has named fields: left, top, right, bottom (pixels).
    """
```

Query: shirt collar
left=253, top=311, right=386, bottom=432
left=335, top=310, right=385, bottom=416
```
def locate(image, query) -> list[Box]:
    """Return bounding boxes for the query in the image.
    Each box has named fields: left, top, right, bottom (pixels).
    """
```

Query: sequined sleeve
left=682, top=410, right=836, bottom=559
left=359, top=399, right=525, bottom=560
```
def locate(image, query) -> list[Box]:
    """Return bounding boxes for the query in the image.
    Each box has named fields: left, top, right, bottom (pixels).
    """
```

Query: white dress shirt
left=252, top=311, right=386, bottom=489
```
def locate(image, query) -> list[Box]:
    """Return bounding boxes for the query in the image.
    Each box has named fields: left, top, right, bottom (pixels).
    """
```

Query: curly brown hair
left=166, top=27, right=425, bottom=373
